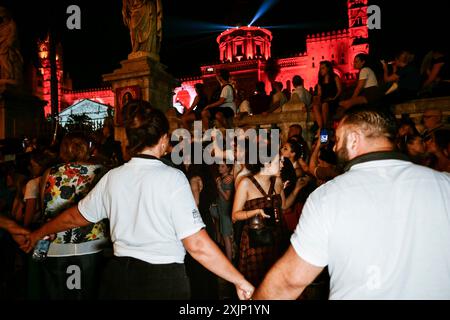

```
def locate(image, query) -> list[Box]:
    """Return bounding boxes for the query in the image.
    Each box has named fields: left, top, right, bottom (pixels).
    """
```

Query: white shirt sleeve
left=77, top=174, right=109, bottom=223
left=359, top=67, right=369, bottom=81
left=24, top=177, right=40, bottom=200
left=290, top=191, right=329, bottom=267
left=170, top=171, right=205, bottom=240
left=220, top=85, right=234, bottom=103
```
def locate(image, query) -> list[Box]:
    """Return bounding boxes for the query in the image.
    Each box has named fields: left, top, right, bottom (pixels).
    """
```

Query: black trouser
left=41, top=252, right=103, bottom=300
left=185, top=253, right=218, bottom=300
left=99, top=256, right=190, bottom=300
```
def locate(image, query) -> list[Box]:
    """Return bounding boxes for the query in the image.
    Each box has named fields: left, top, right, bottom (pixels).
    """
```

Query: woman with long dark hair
left=313, top=61, right=342, bottom=129
left=232, top=145, right=309, bottom=286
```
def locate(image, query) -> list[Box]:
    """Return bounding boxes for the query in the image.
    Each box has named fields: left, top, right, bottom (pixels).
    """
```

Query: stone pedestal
left=103, top=53, right=176, bottom=113
left=102, top=53, right=177, bottom=159
left=0, top=84, right=46, bottom=139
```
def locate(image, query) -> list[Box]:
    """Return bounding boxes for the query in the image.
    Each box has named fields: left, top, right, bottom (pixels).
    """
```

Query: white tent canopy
left=59, top=99, right=111, bottom=127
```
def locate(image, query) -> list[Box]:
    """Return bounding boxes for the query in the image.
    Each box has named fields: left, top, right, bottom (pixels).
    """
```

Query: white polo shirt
left=78, top=158, right=205, bottom=264
left=291, top=159, right=450, bottom=300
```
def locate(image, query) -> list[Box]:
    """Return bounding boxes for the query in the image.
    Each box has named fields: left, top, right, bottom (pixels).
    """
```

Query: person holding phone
left=313, top=61, right=342, bottom=129
left=254, top=107, right=450, bottom=300
left=303, top=132, right=340, bottom=186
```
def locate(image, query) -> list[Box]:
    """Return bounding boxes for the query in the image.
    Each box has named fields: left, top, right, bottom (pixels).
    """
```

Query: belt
left=47, top=239, right=108, bottom=257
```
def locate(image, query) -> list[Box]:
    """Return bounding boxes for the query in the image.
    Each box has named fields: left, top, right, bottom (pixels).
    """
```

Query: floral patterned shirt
left=43, top=163, right=107, bottom=245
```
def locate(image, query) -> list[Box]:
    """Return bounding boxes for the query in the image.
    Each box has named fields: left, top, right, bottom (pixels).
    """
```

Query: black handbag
left=248, top=226, right=275, bottom=248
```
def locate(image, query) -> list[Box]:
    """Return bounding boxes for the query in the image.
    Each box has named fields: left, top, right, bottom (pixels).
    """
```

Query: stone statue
left=0, top=7, right=23, bottom=84
left=122, top=0, right=162, bottom=59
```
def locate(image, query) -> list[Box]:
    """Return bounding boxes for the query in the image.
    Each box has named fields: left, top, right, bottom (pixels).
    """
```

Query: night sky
left=1, top=0, right=449, bottom=89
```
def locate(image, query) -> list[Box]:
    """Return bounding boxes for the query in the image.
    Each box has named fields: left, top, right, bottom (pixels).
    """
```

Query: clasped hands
left=4, top=221, right=53, bottom=253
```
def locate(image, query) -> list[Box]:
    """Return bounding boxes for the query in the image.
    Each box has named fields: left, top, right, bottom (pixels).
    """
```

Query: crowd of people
left=0, top=49, right=449, bottom=300
left=178, top=49, right=449, bottom=137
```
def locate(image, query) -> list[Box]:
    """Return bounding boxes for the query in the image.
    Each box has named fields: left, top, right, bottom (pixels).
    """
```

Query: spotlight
left=248, top=0, right=279, bottom=27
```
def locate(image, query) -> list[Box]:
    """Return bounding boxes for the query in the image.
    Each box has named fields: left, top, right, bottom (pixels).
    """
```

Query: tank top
left=320, top=76, right=338, bottom=100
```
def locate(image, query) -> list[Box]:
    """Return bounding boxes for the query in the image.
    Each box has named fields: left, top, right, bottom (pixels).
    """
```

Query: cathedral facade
left=34, top=0, right=370, bottom=117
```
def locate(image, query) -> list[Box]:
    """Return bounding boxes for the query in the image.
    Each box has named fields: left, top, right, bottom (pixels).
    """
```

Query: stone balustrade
left=166, top=96, right=450, bottom=142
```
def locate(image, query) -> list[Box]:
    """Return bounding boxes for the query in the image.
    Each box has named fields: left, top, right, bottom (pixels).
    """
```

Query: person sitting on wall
left=248, top=81, right=272, bottom=115
left=201, top=69, right=236, bottom=130
left=269, top=82, right=288, bottom=113
left=291, top=75, right=312, bottom=109
left=420, top=48, right=450, bottom=97
left=312, top=61, right=342, bottom=129
left=339, top=53, right=382, bottom=110
left=381, top=50, right=421, bottom=103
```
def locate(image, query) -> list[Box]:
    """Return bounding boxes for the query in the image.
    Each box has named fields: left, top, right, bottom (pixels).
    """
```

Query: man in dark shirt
left=248, top=82, right=271, bottom=115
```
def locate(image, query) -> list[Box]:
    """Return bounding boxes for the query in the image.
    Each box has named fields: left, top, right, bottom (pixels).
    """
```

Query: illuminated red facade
left=37, top=36, right=114, bottom=117
left=175, top=0, right=370, bottom=110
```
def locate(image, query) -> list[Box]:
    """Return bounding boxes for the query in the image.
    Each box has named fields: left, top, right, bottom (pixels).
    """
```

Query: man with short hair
left=253, top=107, right=450, bottom=300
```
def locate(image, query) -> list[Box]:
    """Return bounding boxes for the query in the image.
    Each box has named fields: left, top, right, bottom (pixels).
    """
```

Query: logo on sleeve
left=192, top=209, right=203, bottom=224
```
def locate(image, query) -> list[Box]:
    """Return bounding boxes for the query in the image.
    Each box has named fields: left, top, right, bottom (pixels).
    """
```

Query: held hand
left=235, top=279, right=255, bottom=300
left=23, top=231, right=42, bottom=253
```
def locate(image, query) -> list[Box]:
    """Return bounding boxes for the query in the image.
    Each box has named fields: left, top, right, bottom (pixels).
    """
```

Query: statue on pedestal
left=122, top=0, right=162, bottom=60
left=0, top=7, right=23, bottom=85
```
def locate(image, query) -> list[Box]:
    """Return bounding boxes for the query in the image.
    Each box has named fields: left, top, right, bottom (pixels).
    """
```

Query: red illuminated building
left=37, top=36, right=114, bottom=117
left=174, top=0, right=370, bottom=111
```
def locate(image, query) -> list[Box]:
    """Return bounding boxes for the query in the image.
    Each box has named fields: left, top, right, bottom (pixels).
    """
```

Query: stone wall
left=166, top=96, right=450, bottom=144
